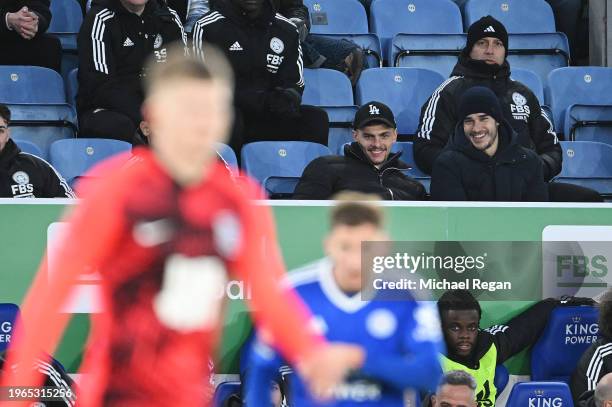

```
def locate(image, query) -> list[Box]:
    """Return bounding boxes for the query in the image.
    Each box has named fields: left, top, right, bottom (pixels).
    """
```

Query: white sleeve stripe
left=196, top=11, right=222, bottom=25
left=193, top=15, right=225, bottom=59
left=275, top=13, right=298, bottom=29
left=91, top=9, right=114, bottom=75
left=418, top=76, right=461, bottom=140
left=297, top=42, right=304, bottom=88
left=21, top=152, right=76, bottom=198
left=541, top=110, right=558, bottom=143
left=35, top=360, right=75, bottom=406
left=168, top=8, right=187, bottom=46
left=586, top=343, right=612, bottom=390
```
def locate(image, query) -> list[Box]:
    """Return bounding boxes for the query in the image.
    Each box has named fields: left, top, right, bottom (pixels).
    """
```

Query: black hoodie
left=77, top=0, right=186, bottom=123
left=292, top=141, right=426, bottom=200
left=0, top=139, right=74, bottom=198
left=415, top=53, right=561, bottom=181
left=192, top=0, right=304, bottom=114
left=430, top=117, right=548, bottom=202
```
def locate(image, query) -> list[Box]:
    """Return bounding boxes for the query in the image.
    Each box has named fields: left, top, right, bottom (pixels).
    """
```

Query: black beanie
left=466, top=15, right=509, bottom=56
left=459, top=86, right=504, bottom=123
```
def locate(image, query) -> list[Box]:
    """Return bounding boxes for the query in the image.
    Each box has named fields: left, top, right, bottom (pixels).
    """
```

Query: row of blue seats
left=47, top=0, right=569, bottom=83
left=16, top=138, right=612, bottom=198
left=3, top=65, right=611, bottom=159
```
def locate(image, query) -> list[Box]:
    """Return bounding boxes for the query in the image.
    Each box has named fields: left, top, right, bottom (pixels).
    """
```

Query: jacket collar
left=344, top=142, right=410, bottom=171
left=451, top=52, right=511, bottom=81
left=0, top=139, right=20, bottom=170
left=94, top=0, right=161, bottom=17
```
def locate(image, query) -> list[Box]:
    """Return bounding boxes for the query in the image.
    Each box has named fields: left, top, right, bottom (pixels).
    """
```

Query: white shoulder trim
left=586, top=343, right=612, bottom=390
left=168, top=7, right=187, bottom=46
left=286, top=258, right=329, bottom=288
left=418, top=75, right=462, bottom=140
left=275, top=13, right=297, bottom=28
left=21, top=152, right=76, bottom=198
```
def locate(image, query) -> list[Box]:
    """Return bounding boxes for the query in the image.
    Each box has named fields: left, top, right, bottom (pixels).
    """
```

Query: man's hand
left=297, top=343, right=365, bottom=401
left=6, top=7, right=39, bottom=40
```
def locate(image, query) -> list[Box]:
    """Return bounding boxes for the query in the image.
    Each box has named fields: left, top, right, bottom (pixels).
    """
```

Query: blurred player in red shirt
left=1, top=44, right=364, bottom=406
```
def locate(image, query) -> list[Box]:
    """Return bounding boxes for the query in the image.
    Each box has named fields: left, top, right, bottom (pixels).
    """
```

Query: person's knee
left=80, top=110, right=137, bottom=143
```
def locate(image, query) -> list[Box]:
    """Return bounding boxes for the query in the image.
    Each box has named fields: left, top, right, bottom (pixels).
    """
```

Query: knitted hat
left=459, top=86, right=503, bottom=123
left=466, top=15, right=509, bottom=56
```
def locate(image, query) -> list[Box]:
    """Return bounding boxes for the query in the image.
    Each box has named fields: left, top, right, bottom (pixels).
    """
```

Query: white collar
left=317, top=258, right=370, bottom=314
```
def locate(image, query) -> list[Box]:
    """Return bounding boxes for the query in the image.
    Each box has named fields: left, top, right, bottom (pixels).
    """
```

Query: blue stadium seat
left=8, top=104, right=77, bottom=158
left=391, top=34, right=466, bottom=77
left=511, top=68, right=544, bottom=105
left=0, top=66, right=66, bottom=104
left=241, top=141, right=332, bottom=197
left=355, top=68, right=445, bottom=135
left=507, top=33, right=570, bottom=87
left=304, top=0, right=368, bottom=34
left=531, top=306, right=599, bottom=382
left=303, top=68, right=354, bottom=106
left=212, top=382, right=241, bottom=407
left=565, top=105, right=612, bottom=145
left=309, top=34, right=383, bottom=68
left=15, top=140, right=45, bottom=159
left=554, top=141, right=612, bottom=197
left=215, top=143, right=238, bottom=175
left=495, top=365, right=510, bottom=394
left=546, top=67, right=612, bottom=137
left=506, top=382, right=574, bottom=407
left=327, top=106, right=359, bottom=154
left=463, top=0, right=556, bottom=33
left=66, top=68, right=79, bottom=108
left=370, top=0, right=463, bottom=61
left=0, top=303, right=19, bottom=352
left=49, top=138, right=132, bottom=187
left=48, top=0, right=82, bottom=81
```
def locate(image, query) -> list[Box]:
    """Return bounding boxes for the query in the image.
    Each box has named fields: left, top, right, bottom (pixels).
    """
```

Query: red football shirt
left=2, top=149, right=322, bottom=406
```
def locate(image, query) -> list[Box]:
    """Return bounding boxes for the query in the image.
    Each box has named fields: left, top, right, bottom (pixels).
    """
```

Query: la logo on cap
left=369, top=104, right=380, bottom=115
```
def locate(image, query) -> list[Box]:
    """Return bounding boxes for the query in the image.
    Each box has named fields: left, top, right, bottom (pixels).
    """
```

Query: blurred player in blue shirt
left=245, top=192, right=444, bottom=407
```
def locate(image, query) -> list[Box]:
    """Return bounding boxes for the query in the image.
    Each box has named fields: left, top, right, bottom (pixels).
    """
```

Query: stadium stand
left=507, top=33, right=570, bottom=87
left=511, top=68, right=545, bottom=105
left=546, top=67, right=612, bottom=138
left=0, top=303, right=18, bottom=352
left=370, top=0, right=463, bottom=61
left=48, top=0, right=82, bottom=81
left=241, top=141, right=332, bottom=198
left=212, top=381, right=241, bottom=407
left=531, top=305, right=599, bottom=383
left=463, top=0, right=556, bottom=33
left=49, top=138, right=132, bottom=187
left=565, top=105, right=612, bottom=145
left=66, top=68, right=79, bottom=108
left=391, top=33, right=466, bottom=76
left=0, top=66, right=65, bottom=104
left=555, top=141, right=612, bottom=198
left=505, top=381, right=574, bottom=407
left=355, top=67, right=445, bottom=135
left=15, top=139, right=45, bottom=160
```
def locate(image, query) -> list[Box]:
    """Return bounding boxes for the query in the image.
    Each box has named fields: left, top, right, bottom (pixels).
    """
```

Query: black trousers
left=79, top=109, right=141, bottom=144
left=548, top=182, right=604, bottom=202
left=0, top=32, right=61, bottom=72
left=230, top=105, right=329, bottom=154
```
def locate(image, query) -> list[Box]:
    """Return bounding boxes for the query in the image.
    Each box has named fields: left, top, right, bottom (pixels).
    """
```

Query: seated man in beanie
left=293, top=101, right=426, bottom=200
left=0, top=0, right=61, bottom=71
left=430, top=86, right=548, bottom=202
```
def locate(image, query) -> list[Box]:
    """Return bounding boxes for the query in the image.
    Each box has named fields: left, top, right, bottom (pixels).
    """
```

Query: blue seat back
left=546, top=67, right=612, bottom=135
left=556, top=141, right=612, bottom=195
left=0, top=303, right=19, bottom=352
left=213, top=382, right=241, bottom=407
left=49, top=0, right=83, bottom=34
left=8, top=104, right=77, bottom=158
left=15, top=140, right=45, bottom=159
left=370, top=0, right=463, bottom=61
left=66, top=68, right=79, bottom=107
left=303, top=68, right=354, bottom=106
left=324, top=106, right=359, bottom=154
left=0, top=66, right=66, bottom=104
left=49, top=138, right=132, bottom=186
left=531, top=306, right=599, bottom=382
left=392, top=34, right=465, bottom=77
left=215, top=143, right=238, bottom=175
left=464, top=0, right=556, bottom=33
left=565, top=105, right=612, bottom=144
left=506, top=382, right=574, bottom=407
left=512, top=68, right=544, bottom=105
left=355, top=68, right=445, bottom=135
left=241, top=141, right=332, bottom=196
left=495, top=365, right=510, bottom=394
left=304, top=0, right=368, bottom=34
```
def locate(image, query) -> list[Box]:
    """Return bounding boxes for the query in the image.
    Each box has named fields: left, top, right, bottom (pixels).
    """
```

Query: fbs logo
left=556, top=255, right=608, bottom=287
